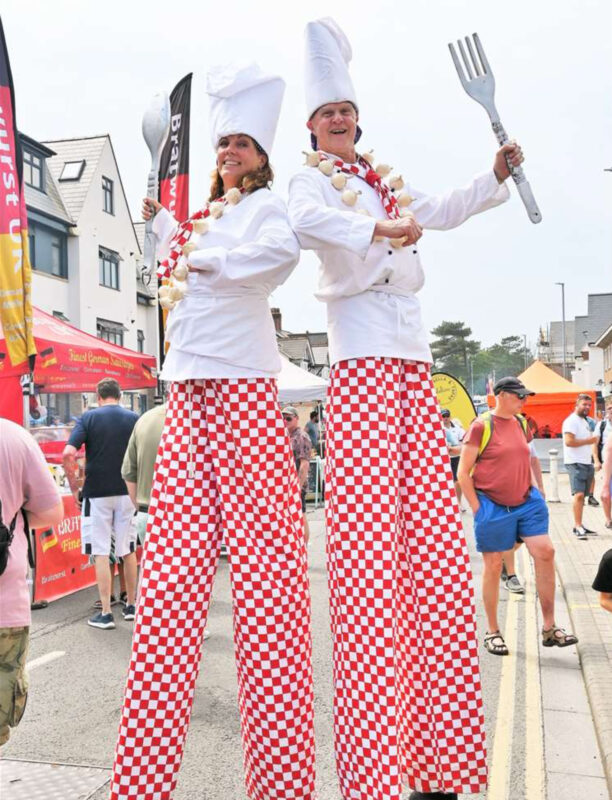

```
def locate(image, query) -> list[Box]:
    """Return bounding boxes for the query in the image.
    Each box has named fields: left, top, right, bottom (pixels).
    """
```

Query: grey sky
left=5, top=0, right=612, bottom=347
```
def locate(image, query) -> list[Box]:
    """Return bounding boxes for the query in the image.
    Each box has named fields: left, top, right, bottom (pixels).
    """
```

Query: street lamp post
left=555, top=282, right=567, bottom=379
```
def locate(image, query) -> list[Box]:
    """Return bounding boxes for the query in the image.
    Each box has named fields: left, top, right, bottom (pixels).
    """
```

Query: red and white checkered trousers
left=110, top=379, right=316, bottom=800
left=325, top=358, right=486, bottom=799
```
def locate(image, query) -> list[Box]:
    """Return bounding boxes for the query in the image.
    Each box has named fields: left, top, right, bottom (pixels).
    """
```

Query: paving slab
left=0, top=758, right=110, bottom=800
left=546, top=771, right=610, bottom=800
left=546, top=472, right=612, bottom=797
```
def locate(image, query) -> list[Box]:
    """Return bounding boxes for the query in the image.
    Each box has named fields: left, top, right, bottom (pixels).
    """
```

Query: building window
left=97, top=318, right=124, bottom=347
left=99, top=247, right=120, bottom=290
left=23, top=149, right=43, bottom=191
left=29, top=222, right=67, bottom=278
left=28, top=231, right=35, bottom=267
left=102, top=176, right=114, bottom=214
left=137, top=329, right=145, bottom=353
left=59, top=160, right=86, bottom=181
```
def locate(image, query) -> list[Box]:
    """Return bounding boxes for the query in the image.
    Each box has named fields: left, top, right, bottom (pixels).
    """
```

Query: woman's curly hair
left=209, top=136, right=274, bottom=201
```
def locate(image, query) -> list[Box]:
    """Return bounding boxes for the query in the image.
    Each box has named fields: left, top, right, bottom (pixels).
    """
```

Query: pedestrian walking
left=562, top=394, right=599, bottom=539
left=599, top=423, right=612, bottom=533
left=0, top=419, right=63, bottom=746
left=110, top=62, right=315, bottom=800
left=458, top=377, right=578, bottom=657
left=282, top=405, right=313, bottom=544
left=62, top=378, right=139, bottom=629
left=442, top=409, right=465, bottom=511
left=287, top=17, right=524, bottom=800
left=594, top=403, right=612, bottom=525
left=304, top=408, right=321, bottom=455
left=500, top=439, right=546, bottom=595
left=121, top=402, right=166, bottom=545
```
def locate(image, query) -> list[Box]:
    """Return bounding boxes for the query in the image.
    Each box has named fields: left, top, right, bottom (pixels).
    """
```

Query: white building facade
left=22, top=133, right=159, bottom=415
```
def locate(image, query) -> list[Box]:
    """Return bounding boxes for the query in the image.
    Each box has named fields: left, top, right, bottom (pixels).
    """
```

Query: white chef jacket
left=153, top=188, right=299, bottom=380
left=288, top=160, right=510, bottom=366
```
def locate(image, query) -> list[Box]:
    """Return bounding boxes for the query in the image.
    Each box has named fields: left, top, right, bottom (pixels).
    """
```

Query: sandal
left=484, top=631, right=509, bottom=656
left=542, top=626, right=578, bottom=648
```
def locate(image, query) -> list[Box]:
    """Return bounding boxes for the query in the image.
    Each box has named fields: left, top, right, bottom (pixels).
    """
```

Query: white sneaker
left=504, top=574, right=525, bottom=594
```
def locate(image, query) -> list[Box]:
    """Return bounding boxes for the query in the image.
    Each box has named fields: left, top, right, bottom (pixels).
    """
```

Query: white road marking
left=487, top=590, right=521, bottom=799
left=522, top=546, right=546, bottom=799
left=27, top=650, right=66, bottom=670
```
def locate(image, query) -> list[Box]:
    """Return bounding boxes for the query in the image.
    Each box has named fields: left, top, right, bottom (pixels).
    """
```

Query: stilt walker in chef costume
left=110, top=63, right=316, bottom=800
left=288, top=19, right=526, bottom=800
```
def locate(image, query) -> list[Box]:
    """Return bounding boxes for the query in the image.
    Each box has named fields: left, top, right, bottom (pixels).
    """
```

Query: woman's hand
left=493, top=141, right=524, bottom=183
left=373, top=214, right=423, bottom=246
left=142, top=197, right=162, bottom=221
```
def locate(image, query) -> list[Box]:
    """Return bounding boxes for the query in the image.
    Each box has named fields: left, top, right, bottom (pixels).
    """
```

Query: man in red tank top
left=458, top=377, right=578, bottom=656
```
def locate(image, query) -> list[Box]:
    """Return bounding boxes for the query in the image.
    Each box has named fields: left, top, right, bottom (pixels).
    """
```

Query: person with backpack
left=458, top=377, right=578, bottom=656
left=0, top=418, right=63, bottom=746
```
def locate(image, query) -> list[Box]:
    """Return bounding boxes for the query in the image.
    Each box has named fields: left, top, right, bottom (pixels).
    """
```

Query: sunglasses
left=282, top=415, right=295, bottom=421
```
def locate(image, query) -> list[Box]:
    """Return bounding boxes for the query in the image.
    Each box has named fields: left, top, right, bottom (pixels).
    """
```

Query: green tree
left=430, top=321, right=480, bottom=383
left=471, top=335, right=533, bottom=394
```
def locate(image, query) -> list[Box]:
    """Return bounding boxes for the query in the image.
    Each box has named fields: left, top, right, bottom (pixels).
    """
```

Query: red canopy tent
left=0, top=307, right=157, bottom=422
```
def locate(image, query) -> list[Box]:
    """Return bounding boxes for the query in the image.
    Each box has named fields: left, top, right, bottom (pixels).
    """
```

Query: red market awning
left=0, top=307, right=157, bottom=392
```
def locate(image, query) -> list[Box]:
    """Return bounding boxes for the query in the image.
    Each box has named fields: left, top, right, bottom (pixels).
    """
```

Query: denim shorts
left=566, top=462, right=594, bottom=496
left=473, top=487, right=549, bottom=553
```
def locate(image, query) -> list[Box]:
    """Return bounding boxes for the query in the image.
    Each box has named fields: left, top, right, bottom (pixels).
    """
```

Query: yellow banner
left=432, top=372, right=476, bottom=430
left=0, top=215, right=36, bottom=368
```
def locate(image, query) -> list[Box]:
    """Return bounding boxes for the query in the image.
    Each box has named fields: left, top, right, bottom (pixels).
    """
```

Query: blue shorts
left=474, top=487, right=549, bottom=553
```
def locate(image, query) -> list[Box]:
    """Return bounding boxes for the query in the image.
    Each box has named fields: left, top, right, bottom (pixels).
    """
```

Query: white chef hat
left=207, top=61, right=285, bottom=156
left=304, top=18, right=358, bottom=119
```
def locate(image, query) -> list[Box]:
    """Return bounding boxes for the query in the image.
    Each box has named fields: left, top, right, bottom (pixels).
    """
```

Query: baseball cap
left=281, top=406, right=299, bottom=417
left=441, top=408, right=451, bottom=417
left=493, top=377, right=535, bottom=399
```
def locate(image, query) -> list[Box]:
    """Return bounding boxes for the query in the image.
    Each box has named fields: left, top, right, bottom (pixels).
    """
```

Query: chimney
left=271, top=307, right=282, bottom=333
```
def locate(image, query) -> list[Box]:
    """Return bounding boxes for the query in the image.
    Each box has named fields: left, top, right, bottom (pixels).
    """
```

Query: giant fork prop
left=449, top=33, right=542, bottom=224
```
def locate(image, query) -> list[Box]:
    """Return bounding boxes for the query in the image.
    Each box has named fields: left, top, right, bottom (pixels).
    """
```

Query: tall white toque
left=304, top=18, right=357, bottom=119
left=207, top=62, right=285, bottom=155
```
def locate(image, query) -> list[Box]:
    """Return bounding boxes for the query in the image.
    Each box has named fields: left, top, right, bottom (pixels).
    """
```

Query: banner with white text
left=0, top=17, right=36, bottom=369
left=158, top=73, right=192, bottom=222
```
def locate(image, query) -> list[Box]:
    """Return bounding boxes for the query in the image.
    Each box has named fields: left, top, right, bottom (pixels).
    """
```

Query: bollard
left=548, top=449, right=561, bottom=502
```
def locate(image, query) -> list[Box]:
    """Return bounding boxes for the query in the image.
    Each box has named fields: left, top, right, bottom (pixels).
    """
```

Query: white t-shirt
left=562, top=413, right=596, bottom=465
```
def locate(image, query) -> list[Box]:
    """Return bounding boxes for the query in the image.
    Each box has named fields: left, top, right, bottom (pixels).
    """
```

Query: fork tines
left=449, top=33, right=491, bottom=84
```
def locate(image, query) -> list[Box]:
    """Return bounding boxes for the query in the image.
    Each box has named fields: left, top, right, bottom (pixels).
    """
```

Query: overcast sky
left=4, top=0, right=612, bottom=348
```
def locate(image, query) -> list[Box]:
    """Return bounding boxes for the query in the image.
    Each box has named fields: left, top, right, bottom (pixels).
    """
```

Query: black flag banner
left=159, top=73, right=192, bottom=222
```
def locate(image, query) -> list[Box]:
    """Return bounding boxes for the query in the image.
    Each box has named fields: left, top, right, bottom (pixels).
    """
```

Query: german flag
left=141, top=361, right=153, bottom=380
left=40, top=346, right=57, bottom=368
left=40, top=528, right=58, bottom=553
left=0, top=17, right=36, bottom=370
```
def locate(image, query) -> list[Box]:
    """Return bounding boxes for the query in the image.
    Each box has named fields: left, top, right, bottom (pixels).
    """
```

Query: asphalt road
left=1, top=505, right=607, bottom=800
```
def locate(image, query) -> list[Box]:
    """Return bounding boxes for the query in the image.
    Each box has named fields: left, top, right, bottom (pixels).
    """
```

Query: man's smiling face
left=307, top=101, right=358, bottom=155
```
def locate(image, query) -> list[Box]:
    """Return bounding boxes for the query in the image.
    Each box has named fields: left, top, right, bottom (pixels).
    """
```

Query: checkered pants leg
left=325, top=358, right=486, bottom=799
left=110, top=379, right=316, bottom=800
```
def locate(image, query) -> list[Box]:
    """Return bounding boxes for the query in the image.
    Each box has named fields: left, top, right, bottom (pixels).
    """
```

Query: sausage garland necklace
left=156, top=187, right=244, bottom=311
